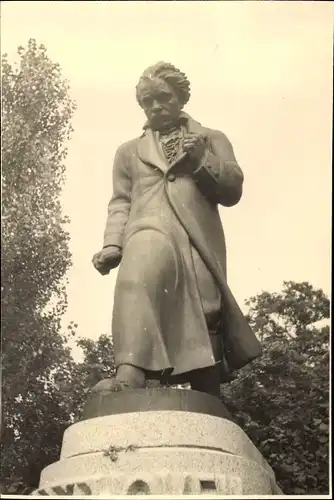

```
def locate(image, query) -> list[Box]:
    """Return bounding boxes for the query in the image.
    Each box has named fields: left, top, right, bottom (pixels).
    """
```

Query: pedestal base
left=34, top=389, right=283, bottom=495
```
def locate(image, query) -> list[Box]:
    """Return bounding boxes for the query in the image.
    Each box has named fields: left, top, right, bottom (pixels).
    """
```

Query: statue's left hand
left=183, top=133, right=206, bottom=167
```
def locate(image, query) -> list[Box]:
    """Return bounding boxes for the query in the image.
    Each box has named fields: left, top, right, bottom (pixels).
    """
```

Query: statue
left=33, top=63, right=281, bottom=497
left=92, top=62, right=262, bottom=398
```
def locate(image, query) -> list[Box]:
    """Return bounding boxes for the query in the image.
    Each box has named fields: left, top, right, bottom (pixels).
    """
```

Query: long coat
left=103, top=113, right=262, bottom=378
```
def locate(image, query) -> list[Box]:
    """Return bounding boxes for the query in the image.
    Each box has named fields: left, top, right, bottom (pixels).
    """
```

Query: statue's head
left=136, top=62, right=191, bottom=131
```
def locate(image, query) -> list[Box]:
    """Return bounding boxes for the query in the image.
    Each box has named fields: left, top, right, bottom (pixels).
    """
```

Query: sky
left=2, top=1, right=333, bottom=359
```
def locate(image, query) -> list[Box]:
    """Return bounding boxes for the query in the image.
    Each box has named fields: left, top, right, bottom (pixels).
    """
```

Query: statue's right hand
left=92, top=246, right=122, bottom=275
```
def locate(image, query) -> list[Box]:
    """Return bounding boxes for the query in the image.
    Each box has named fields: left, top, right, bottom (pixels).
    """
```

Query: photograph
left=1, top=1, right=332, bottom=497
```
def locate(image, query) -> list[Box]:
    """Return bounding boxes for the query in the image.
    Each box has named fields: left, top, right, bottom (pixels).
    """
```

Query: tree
left=1, top=39, right=76, bottom=490
left=223, top=281, right=330, bottom=495
left=55, top=334, right=117, bottom=422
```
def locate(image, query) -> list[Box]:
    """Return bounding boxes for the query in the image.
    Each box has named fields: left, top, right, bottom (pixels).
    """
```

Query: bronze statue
left=92, top=62, right=262, bottom=398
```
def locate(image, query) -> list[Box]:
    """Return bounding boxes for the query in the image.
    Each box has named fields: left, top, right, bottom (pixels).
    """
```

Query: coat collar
left=137, top=112, right=205, bottom=173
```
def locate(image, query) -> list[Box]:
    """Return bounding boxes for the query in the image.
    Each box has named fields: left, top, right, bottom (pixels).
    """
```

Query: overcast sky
left=2, top=1, right=332, bottom=358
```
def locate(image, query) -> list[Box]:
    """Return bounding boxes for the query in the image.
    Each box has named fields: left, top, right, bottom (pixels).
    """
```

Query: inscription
left=216, top=475, right=243, bottom=494
left=183, top=476, right=193, bottom=495
left=200, top=480, right=217, bottom=493
left=37, top=482, right=92, bottom=496
left=76, top=482, right=92, bottom=495
left=52, top=484, right=74, bottom=495
left=127, top=480, right=150, bottom=495
left=35, top=473, right=272, bottom=495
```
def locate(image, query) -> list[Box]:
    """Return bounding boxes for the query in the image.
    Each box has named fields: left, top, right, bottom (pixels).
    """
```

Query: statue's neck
left=152, top=119, right=182, bottom=134
left=158, top=125, right=180, bottom=136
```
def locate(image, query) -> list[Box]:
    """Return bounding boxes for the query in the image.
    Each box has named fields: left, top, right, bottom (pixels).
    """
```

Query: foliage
left=1, top=39, right=76, bottom=490
left=55, top=334, right=116, bottom=422
left=223, top=281, right=330, bottom=495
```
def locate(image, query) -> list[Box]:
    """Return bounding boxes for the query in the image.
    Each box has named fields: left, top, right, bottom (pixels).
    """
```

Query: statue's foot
left=91, top=364, right=146, bottom=394
left=91, top=378, right=131, bottom=393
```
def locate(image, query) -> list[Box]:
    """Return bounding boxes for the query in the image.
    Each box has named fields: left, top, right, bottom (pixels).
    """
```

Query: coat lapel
left=185, top=114, right=205, bottom=135
left=137, top=128, right=169, bottom=173
left=137, top=113, right=206, bottom=173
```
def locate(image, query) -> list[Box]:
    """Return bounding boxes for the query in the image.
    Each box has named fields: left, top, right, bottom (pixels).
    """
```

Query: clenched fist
left=92, top=246, right=122, bottom=275
left=182, top=133, right=207, bottom=167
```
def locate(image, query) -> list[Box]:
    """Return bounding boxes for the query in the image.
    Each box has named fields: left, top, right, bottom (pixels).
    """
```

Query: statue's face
left=138, top=78, right=181, bottom=130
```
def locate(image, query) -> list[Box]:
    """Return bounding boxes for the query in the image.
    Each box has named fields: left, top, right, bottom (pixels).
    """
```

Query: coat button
left=167, top=173, right=176, bottom=182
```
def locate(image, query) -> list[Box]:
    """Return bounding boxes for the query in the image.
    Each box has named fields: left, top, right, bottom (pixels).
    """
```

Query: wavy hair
left=136, top=62, right=191, bottom=108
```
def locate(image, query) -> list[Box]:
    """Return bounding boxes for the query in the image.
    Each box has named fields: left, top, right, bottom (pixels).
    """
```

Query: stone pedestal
left=34, top=389, right=283, bottom=495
